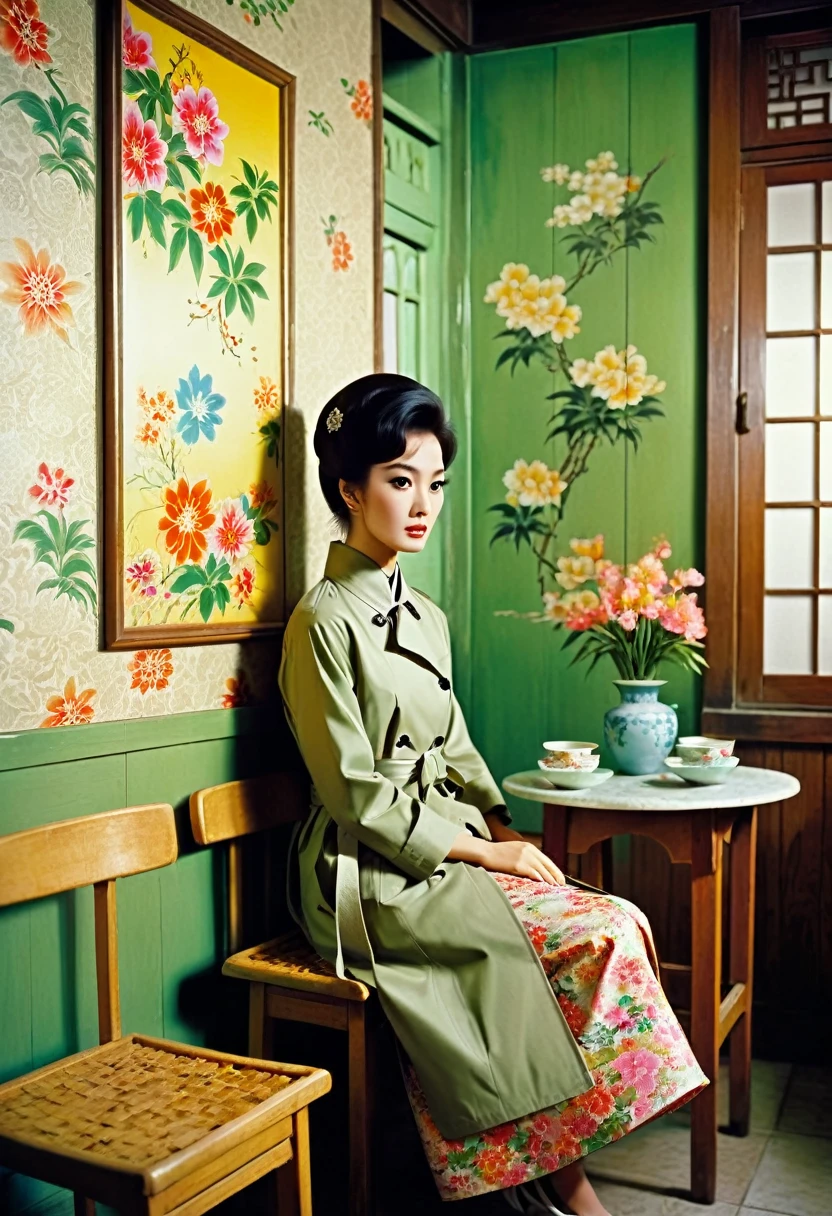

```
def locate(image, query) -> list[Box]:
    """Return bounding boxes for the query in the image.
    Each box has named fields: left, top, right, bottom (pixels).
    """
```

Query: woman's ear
left=338, top=478, right=360, bottom=513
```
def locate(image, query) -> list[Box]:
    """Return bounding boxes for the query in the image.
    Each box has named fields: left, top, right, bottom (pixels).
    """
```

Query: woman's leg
left=538, top=1162, right=611, bottom=1216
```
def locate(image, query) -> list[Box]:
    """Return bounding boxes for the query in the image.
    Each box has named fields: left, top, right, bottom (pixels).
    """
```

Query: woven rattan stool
left=190, top=774, right=377, bottom=1216
left=0, top=804, right=330, bottom=1216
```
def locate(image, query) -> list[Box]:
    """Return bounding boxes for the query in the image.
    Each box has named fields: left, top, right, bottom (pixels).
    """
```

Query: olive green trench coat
left=278, top=541, right=593, bottom=1138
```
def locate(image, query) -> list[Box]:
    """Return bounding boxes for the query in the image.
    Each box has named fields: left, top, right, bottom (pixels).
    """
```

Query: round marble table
left=502, top=765, right=800, bottom=1205
left=503, top=765, right=800, bottom=812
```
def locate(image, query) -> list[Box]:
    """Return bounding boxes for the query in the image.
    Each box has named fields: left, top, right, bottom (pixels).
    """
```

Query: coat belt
left=327, top=744, right=462, bottom=980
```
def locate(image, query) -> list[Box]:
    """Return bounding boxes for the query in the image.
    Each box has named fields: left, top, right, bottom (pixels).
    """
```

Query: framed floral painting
left=102, top=0, right=293, bottom=648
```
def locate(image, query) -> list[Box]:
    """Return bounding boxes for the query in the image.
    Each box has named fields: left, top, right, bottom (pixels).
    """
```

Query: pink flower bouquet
left=541, top=535, right=708, bottom=680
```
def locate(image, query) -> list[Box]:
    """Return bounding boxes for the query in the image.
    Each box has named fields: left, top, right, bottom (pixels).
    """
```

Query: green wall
left=467, top=28, right=704, bottom=830
left=0, top=711, right=290, bottom=1215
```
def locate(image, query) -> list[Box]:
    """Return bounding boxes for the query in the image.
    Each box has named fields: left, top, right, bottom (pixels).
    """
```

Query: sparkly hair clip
left=326, top=406, right=343, bottom=433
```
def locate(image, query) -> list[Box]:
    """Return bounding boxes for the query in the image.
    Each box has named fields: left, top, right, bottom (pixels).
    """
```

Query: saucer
left=664, top=756, right=740, bottom=785
left=538, top=766, right=614, bottom=790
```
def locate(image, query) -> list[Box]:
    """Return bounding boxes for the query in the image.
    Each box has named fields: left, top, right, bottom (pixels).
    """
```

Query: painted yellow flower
left=484, top=263, right=530, bottom=304
left=503, top=459, right=568, bottom=507
left=545, top=153, right=632, bottom=227
left=569, top=589, right=603, bottom=612
left=540, top=163, right=571, bottom=184
left=568, top=344, right=665, bottom=409
left=546, top=204, right=574, bottom=229
left=542, top=591, right=569, bottom=622
left=570, top=534, right=605, bottom=562
left=586, top=151, right=618, bottom=173
left=485, top=264, right=581, bottom=343
left=568, top=358, right=594, bottom=387
left=543, top=588, right=602, bottom=624
left=550, top=302, right=582, bottom=343
left=555, top=554, right=596, bottom=590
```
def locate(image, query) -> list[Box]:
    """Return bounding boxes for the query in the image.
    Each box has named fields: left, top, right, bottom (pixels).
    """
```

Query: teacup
left=541, top=741, right=600, bottom=772
left=675, top=735, right=736, bottom=765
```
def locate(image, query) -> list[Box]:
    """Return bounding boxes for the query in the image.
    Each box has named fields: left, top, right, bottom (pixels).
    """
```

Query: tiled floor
left=584, top=1061, right=832, bottom=1216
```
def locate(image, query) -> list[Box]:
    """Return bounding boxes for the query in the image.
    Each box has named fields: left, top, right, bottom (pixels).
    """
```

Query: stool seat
left=0, top=1034, right=329, bottom=1210
left=223, top=928, right=370, bottom=1003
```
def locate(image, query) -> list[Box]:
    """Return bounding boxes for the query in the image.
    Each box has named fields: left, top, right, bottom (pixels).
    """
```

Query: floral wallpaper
left=0, top=0, right=375, bottom=732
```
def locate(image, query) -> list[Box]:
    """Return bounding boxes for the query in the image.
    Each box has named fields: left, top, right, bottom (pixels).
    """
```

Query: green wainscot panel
left=0, top=712, right=284, bottom=1215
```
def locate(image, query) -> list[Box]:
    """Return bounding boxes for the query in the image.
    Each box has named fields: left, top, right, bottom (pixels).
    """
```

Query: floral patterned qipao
left=407, top=876, right=707, bottom=1201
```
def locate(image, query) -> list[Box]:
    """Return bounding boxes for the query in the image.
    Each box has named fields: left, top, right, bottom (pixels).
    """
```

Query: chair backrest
left=189, top=772, right=308, bottom=954
left=189, top=771, right=307, bottom=845
left=0, top=804, right=177, bottom=1043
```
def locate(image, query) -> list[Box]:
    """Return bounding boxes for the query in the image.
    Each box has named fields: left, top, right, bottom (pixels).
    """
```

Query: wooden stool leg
left=690, top=813, right=722, bottom=1205
left=275, top=1106, right=312, bottom=1216
left=248, top=982, right=274, bottom=1058
left=73, top=1197, right=95, bottom=1216
left=729, top=805, right=758, bottom=1136
left=348, top=1002, right=372, bottom=1216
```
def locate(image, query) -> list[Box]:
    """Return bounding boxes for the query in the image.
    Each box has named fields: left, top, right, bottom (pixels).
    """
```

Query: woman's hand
left=446, top=830, right=565, bottom=885
left=477, top=839, right=566, bottom=885
left=483, top=811, right=526, bottom=844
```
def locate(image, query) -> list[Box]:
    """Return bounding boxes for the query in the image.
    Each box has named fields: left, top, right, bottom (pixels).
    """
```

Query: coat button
left=371, top=613, right=387, bottom=627
left=438, top=677, right=451, bottom=691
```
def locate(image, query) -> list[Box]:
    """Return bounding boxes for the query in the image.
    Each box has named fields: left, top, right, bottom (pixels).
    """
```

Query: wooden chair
left=189, top=774, right=377, bottom=1216
left=0, top=803, right=331, bottom=1216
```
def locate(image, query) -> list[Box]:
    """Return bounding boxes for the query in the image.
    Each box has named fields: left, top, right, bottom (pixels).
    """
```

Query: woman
left=278, top=374, right=706, bottom=1215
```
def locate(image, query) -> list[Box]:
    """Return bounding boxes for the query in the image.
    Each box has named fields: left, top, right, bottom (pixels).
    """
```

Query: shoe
left=502, top=1181, right=572, bottom=1215
left=530, top=1178, right=574, bottom=1215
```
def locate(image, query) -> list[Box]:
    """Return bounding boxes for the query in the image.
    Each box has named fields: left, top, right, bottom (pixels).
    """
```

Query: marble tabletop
left=502, top=766, right=801, bottom=811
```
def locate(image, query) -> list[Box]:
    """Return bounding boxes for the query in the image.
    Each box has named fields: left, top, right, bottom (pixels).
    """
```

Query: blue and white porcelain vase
left=603, top=680, right=678, bottom=775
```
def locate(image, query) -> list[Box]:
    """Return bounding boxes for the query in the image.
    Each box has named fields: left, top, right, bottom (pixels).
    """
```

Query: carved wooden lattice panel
left=768, top=44, right=832, bottom=131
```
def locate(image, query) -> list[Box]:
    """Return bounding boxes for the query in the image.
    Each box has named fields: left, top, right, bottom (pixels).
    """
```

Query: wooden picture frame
left=101, top=0, right=294, bottom=649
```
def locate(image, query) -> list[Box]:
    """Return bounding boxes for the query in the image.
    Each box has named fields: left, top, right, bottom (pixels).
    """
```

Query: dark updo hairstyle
left=314, top=373, right=457, bottom=525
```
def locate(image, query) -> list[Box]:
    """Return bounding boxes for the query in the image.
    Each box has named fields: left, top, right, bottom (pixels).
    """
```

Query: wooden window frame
left=703, top=6, right=832, bottom=743
left=738, top=161, right=832, bottom=708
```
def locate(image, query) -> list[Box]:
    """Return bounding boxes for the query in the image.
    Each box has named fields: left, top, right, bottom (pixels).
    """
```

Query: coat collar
left=324, top=541, right=447, bottom=678
left=324, top=541, right=403, bottom=616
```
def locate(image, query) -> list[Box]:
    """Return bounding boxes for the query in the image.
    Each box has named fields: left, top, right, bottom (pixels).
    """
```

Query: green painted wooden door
left=383, top=96, right=444, bottom=602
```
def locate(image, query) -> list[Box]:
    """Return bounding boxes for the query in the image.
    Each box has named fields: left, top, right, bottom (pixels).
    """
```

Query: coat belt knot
left=375, top=746, right=463, bottom=802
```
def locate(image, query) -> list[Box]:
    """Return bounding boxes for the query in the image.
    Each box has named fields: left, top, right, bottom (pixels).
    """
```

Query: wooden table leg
left=690, top=811, right=722, bottom=1205
left=729, top=805, right=757, bottom=1136
left=542, top=804, right=568, bottom=871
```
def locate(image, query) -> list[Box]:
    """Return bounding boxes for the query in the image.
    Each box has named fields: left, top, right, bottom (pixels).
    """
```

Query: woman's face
left=342, top=430, right=446, bottom=555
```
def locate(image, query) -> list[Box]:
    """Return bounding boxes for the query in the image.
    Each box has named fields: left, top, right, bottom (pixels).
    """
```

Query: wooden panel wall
left=467, top=28, right=703, bottom=830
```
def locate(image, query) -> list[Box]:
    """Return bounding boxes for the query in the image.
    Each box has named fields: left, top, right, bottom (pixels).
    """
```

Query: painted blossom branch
left=485, top=148, right=670, bottom=618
